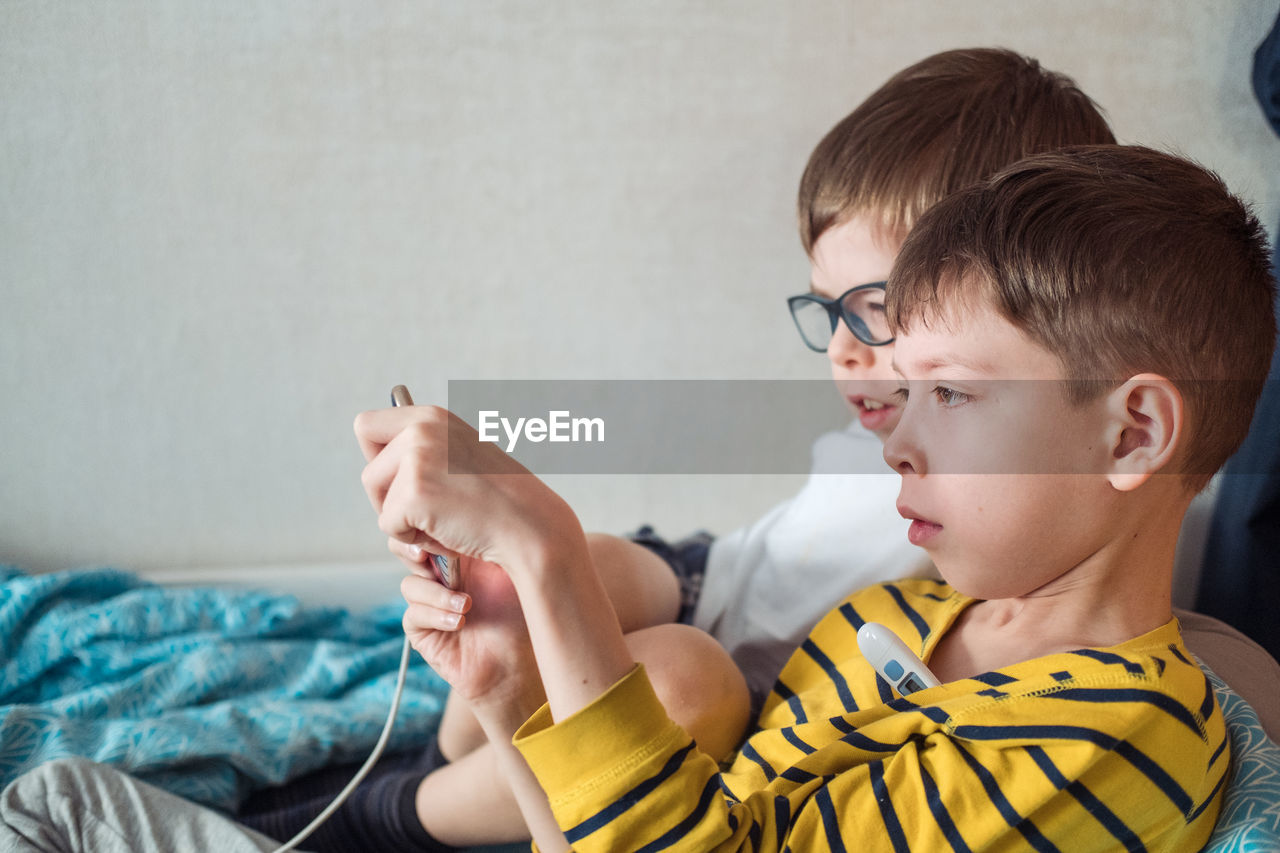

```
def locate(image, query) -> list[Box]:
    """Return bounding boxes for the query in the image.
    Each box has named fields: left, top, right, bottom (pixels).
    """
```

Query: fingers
left=354, top=406, right=418, bottom=462
left=377, top=454, right=455, bottom=548
left=359, top=419, right=440, bottom=516
left=403, top=572, right=471, bottom=611
left=402, top=574, right=471, bottom=633
left=353, top=404, right=452, bottom=463
left=389, top=537, right=429, bottom=571
left=355, top=402, right=544, bottom=568
left=357, top=406, right=464, bottom=521
left=358, top=408, right=475, bottom=553
left=390, top=539, right=466, bottom=590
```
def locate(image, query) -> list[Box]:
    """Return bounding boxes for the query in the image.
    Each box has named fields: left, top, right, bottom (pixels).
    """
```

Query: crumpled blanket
left=0, top=565, right=450, bottom=811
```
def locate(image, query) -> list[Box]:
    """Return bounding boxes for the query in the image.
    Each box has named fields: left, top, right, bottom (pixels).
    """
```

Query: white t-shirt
left=690, top=423, right=936, bottom=698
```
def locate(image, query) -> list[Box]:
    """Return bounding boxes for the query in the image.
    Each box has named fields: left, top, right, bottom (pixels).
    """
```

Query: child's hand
left=356, top=402, right=634, bottom=724
left=354, top=404, right=579, bottom=579
left=400, top=555, right=542, bottom=711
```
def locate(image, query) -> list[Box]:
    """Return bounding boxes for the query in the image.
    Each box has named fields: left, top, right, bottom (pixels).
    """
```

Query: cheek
left=964, top=477, right=1083, bottom=569
left=996, top=393, right=1100, bottom=475
left=940, top=417, right=1051, bottom=475
left=926, top=475, right=1102, bottom=599
left=935, top=477, right=1039, bottom=556
left=923, top=416, right=1000, bottom=475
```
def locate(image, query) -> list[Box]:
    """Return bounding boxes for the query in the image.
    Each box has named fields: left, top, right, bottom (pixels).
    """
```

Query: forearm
left=457, top=523, right=632, bottom=849
left=509, top=528, right=636, bottom=723
left=473, top=705, right=570, bottom=853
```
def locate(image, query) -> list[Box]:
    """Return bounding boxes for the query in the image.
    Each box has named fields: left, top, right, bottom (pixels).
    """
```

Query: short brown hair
left=886, top=145, right=1276, bottom=488
left=798, top=48, right=1115, bottom=254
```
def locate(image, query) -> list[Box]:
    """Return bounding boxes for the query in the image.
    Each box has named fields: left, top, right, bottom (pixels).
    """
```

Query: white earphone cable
left=266, top=635, right=412, bottom=853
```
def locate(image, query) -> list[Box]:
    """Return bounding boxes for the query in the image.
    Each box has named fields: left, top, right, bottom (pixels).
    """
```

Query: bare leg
left=437, top=532, right=682, bottom=761
left=583, top=532, right=683, bottom=631
left=419, top=623, right=751, bottom=846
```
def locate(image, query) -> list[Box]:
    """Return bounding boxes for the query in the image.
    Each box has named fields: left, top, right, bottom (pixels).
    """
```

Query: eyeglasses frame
left=786, top=282, right=894, bottom=352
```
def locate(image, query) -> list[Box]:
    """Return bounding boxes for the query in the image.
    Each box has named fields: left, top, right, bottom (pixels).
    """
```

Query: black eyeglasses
left=787, top=283, right=893, bottom=352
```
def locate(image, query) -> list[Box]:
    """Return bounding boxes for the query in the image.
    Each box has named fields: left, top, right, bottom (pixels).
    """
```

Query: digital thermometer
left=390, top=384, right=460, bottom=590
left=856, top=621, right=942, bottom=696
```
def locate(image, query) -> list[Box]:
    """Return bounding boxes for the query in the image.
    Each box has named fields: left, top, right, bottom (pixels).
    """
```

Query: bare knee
left=625, top=624, right=751, bottom=762
left=586, top=532, right=681, bottom=632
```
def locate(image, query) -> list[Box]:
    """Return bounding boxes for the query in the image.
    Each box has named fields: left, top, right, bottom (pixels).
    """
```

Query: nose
left=826, top=321, right=879, bottom=373
left=882, top=404, right=923, bottom=475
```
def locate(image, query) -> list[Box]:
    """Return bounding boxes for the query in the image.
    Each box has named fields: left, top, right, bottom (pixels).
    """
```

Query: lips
left=846, top=394, right=898, bottom=431
left=897, top=502, right=942, bottom=546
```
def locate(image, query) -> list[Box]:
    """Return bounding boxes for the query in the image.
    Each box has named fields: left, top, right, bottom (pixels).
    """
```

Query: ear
left=1102, top=374, right=1184, bottom=492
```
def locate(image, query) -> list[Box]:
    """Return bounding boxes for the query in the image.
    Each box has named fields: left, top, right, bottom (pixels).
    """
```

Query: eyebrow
left=891, top=353, right=996, bottom=377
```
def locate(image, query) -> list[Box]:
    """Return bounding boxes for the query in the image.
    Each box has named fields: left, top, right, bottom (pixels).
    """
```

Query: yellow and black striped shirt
left=515, top=579, right=1227, bottom=852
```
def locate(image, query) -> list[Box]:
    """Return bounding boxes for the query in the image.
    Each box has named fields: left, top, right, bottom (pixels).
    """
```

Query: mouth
left=897, top=502, right=943, bottom=547
left=846, top=394, right=898, bottom=430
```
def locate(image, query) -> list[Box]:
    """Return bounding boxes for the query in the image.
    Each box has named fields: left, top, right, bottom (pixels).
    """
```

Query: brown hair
left=798, top=48, right=1115, bottom=254
left=886, top=145, right=1276, bottom=488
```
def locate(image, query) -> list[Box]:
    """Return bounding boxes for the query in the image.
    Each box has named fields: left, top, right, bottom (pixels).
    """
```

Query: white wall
left=3, top=1, right=1278, bottom=574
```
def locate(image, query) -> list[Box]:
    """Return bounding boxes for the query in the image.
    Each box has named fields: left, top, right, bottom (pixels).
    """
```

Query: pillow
left=1200, top=664, right=1280, bottom=851
left=1176, top=608, right=1280, bottom=741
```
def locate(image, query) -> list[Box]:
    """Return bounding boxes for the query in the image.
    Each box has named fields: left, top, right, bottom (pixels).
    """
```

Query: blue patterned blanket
left=0, top=565, right=450, bottom=812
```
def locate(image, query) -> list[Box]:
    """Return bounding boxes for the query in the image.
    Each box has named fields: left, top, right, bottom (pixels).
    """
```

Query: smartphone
left=390, top=385, right=460, bottom=589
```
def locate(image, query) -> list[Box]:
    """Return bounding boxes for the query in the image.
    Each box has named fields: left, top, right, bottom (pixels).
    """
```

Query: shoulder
left=932, top=623, right=1227, bottom=822
left=944, top=620, right=1221, bottom=735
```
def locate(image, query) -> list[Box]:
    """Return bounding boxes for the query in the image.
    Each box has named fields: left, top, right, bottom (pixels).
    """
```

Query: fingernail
left=408, top=545, right=423, bottom=559
left=449, top=594, right=468, bottom=613
left=443, top=612, right=462, bottom=630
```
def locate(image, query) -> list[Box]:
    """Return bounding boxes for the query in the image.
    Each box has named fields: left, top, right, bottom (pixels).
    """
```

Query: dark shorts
left=626, top=525, right=714, bottom=625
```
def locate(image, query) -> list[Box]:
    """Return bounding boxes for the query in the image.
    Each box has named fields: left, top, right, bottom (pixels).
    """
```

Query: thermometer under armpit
left=857, top=621, right=942, bottom=696
left=390, top=384, right=460, bottom=590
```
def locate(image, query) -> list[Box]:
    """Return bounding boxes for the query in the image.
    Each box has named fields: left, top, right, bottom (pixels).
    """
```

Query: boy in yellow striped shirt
left=365, top=144, right=1274, bottom=851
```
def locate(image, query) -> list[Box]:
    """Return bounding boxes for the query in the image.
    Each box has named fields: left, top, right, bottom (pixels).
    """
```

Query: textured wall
left=3, top=1, right=1278, bottom=573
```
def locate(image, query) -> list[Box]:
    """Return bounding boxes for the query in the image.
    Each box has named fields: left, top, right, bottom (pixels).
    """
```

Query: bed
left=2, top=560, right=1277, bottom=851
left=0, top=561, right=447, bottom=814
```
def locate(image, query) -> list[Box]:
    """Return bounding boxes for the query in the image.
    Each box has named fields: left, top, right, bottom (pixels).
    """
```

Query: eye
left=890, top=385, right=909, bottom=403
left=933, top=385, right=971, bottom=407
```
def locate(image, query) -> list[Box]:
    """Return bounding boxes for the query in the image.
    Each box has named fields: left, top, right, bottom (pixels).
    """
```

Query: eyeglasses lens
left=842, top=288, right=890, bottom=344
left=790, top=299, right=837, bottom=351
